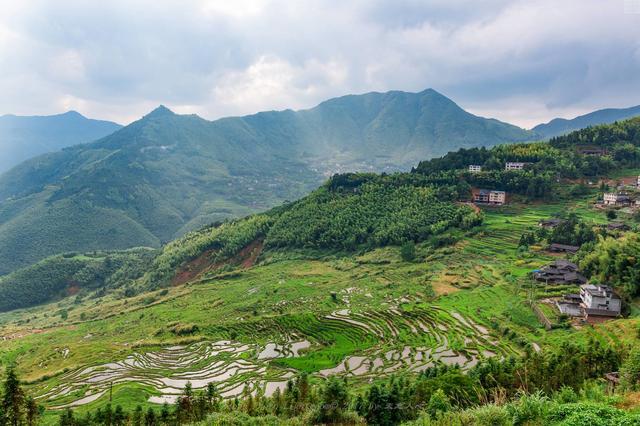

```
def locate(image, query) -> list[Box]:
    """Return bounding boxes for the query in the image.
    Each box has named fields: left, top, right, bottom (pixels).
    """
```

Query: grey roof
left=581, top=284, right=621, bottom=299
left=549, top=243, right=580, bottom=252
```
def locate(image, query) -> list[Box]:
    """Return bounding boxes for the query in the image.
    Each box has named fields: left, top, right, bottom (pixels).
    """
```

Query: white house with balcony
left=505, top=162, right=526, bottom=171
left=468, top=165, right=482, bottom=173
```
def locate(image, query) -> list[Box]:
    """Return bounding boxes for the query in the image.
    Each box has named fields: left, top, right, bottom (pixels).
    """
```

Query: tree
left=2, top=366, right=24, bottom=426
left=58, top=408, right=76, bottom=426
left=316, top=376, right=350, bottom=424
left=159, top=403, right=171, bottom=425
left=400, top=241, right=417, bottom=262
left=132, top=405, right=143, bottom=426
left=621, top=346, right=640, bottom=391
left=113, top=405, right=126, bottom=426
left=144, top=407, right=156, bottom=426
left=205, top=382, right=220, bottom=412
left=427, top=389, right=451, bottom=419
left=24, top=397, right=39, bottom=426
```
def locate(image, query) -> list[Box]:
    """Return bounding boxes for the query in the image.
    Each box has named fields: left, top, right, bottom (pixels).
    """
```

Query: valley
left=1, top=191, right=636, bottom=421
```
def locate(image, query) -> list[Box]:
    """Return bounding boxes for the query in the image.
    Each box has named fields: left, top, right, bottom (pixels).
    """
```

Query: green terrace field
left=1, top=192, right=638, bottom=421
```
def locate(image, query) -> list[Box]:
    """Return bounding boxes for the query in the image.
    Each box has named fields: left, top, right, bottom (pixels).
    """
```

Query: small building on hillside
left=607, top=222, right=630, bottom=231
left=468, top=165, right=482, bottom=173
left=603, top=193, right=631, bottom=206
left=580, top=284, right=622, bottom=318
left=557, top=284, right=621, bottom=320
left=533, top=260, right=587, bottom=285
left=472, top=189, right=506, bottom=205
left=578, top=147, right=607, bottom=156
left=548, top=243, right=580, bottom=254
left=539, top=218, right=565, bottom=229
left=505, top=162, right=526, bottom=171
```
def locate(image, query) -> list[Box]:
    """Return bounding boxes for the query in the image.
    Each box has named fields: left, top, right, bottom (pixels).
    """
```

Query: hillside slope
left=0, top=111, right=121, bottom=173
left=0, top=89, right=533, bottom=275
left=533, top=104, right=640, bottom=138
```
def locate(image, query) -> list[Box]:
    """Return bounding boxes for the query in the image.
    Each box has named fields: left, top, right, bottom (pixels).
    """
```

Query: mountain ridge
left=532, top=104, right=640, bottom=138
left=0, top=111, right=122, bottom=174
left=0, top=88, right=535, bottom=275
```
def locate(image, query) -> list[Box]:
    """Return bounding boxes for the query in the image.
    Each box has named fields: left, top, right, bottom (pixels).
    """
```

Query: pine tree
left=132, top=405, right=143, bottom=426
left=113, top=405, right=126, bottom=426
left=58, top=408, right=75, bottom=426
left=24, top=397, right=39, bottom=426
left=159, top=403, right=170, bottom=425
left=2, top=366, right=24, bottom=426
left=144, top=407, right=156, bottom=426
left=159, top=402, right=170, bottom=425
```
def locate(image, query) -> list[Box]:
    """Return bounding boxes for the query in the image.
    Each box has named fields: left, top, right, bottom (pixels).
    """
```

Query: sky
left=0, top=0, right=639, bottom=128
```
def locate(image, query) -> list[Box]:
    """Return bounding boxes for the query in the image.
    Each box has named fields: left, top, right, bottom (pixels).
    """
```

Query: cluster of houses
left=533, top=259, right=622, bottom=321
left=467, top=162, right=530, bottom=206
left=467, top=162, right=527, bottom=174
left=533, top=260, right=587, bottom=285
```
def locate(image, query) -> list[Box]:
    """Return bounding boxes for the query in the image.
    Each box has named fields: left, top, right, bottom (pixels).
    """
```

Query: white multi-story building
left=468, top=165, right=482, bottom=173
left=580, top=284, right=621, bottom=317
left=603, top=193, right=631, bottom=206
left=474, top=189, right=506, bottom=205
left=505, top=162, right=526, bottom=171
left=488, top=190, right=506, bottom=205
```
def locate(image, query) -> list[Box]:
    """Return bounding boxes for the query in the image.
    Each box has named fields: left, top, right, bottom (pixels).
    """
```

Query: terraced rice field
left=31, top=303, right=509, bottom=409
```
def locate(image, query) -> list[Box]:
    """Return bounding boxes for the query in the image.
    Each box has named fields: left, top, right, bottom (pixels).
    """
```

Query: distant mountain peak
left=145, top=105, right=175, bottom=119
left=61, top=110, right=85, bottom=118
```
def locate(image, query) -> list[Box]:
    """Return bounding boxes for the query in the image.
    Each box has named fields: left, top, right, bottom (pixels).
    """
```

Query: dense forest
left=143, top=173, right=481, bottom=288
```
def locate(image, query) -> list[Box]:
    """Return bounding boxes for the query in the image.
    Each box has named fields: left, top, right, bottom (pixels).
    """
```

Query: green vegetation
left=0, top=89, right=533, bottom=276
left=578, top=233, right=640, bottom=297
left=5, top=116, right=640, bottom=424
left=0, top=249, right=156, bottom=312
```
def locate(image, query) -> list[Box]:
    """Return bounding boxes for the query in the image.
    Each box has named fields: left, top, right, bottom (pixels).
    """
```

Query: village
left=466, top=158, right=639, bottom=326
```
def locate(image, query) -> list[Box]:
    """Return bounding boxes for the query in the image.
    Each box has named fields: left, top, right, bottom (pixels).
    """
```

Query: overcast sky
left=0, top=0, right=639, bottom=128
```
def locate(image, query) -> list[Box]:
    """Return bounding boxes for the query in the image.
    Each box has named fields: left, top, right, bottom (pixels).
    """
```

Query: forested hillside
left=0, top=89, right=533, bottom=275
left=415, top=117, right=640, bottom=199
left=4, top=116, right=640, bottom=311
left=0, top=249, right=156, bottom=312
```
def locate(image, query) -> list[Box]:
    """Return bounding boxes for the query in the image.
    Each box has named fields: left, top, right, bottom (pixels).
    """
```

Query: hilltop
left=532, top=104, right=640, bottom=139
left=0, top=89, right=534, bottom=275
left=0, top=111, right=121, bottom=173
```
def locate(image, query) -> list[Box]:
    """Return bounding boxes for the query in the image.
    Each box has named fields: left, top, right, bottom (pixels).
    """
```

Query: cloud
left=0, top=0, right=638, bottom=128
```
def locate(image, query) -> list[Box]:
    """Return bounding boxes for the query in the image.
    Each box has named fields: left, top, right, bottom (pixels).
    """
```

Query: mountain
left=532, top=104, right=640, bottom=139
left=0, top=89, right=534, bottom=275
left=0, top=111, right=122, bottom=173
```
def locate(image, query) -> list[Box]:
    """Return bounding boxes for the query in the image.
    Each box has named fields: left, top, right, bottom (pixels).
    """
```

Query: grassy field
left=1, top=188, right=638, bottom=422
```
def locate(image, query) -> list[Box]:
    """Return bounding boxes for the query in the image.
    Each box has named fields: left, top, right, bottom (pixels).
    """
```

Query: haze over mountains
left=532, top=105, right=640, bottom=139
left=0, top=88, right=534, bottom=275
left=0, top=111, right=121, bottom=173
left=0, top=88, right=638, bottom=276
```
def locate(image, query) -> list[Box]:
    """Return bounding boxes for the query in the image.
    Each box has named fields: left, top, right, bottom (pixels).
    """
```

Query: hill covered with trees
left=0, top=89, right=532, bottom=276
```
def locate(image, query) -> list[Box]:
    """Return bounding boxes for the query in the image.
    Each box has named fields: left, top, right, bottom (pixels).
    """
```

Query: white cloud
left=0, top=0, right=638, bottom=127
